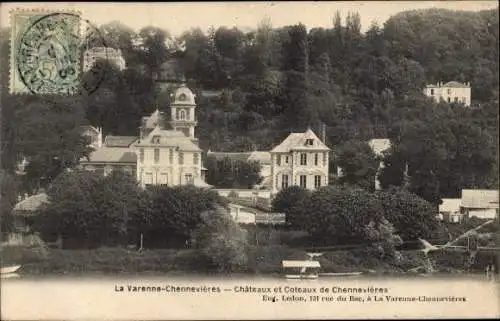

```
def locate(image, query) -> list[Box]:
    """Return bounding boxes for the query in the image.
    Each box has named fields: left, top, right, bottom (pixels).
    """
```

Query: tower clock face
left=179, top=93, right=187, bottom=101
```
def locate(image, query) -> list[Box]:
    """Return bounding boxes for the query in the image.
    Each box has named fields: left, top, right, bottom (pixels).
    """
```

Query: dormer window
left=305, top=139, right=314, bottom=146
left=179, top=110, right=186, bottom=120
left=152, top=136, right=160, bottom=144
left=179, top=93, right=187, bottom=101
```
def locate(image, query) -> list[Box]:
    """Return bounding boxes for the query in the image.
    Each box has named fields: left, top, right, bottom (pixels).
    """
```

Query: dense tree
left=362, top=218, right=403, bottom=259
left=13, top=99, right=92, bottom=192
left=135, top=185, right=227, bottom=247
left=271, top=186, right=312, bottom=228
left=190, top=206, right=248, bottom=272
left=0, top=171, right=20, bottom=239
left=376, top=188, right=438, bottom=240
left=334, top=140, right=379, bottom=191
left=205, top=156, right=262, bottom=189
left=304, top=186, right=385, bottom=245
left=35, top=170, right=141, bottom=247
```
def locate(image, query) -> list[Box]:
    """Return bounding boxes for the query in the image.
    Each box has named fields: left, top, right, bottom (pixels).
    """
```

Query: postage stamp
left=9, top=10, right=81, bottom=95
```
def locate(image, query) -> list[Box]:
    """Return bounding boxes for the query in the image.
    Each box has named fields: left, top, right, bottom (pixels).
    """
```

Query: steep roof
left=82, top=147, right=137, bottom=164
left=271, top=129, right=330, bottom=153
left=443, top=81, right=470, bottom=88
left=104, top=136, right=138, bottom=147
left=171, top=86, right=196, bottom=106
left=14, top=193, right=49, bottom=212
left=134, top=126, right=201, bottom=151
left=368, top=138, right=391, bottom=156
left=439, top=198, right=462, bottom=213
left=461, top=189, right=499, bottom=209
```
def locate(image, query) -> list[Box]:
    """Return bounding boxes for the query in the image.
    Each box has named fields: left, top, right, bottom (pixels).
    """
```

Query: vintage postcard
left=1, top=1, right=499, bottom=320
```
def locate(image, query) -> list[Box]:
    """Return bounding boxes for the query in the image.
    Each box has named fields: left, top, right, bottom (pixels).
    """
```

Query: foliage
left=35, top=170, right=141, bottom=247
left=135, top=185, right=228, bottom=247
left=362, top=218, right=403, bottom=259
left=0, top=171, right=20, bottom=237
left=204, top=155, right=262, bottom=188
left=271, top=186, right=312, bottom=228
left=376, top=187, right=438, bottom=240
left=334, top=140, right=379, bottom=191
left=304, top=186, right=385, bottom=244
left=190, top=206, right=249, bottom=272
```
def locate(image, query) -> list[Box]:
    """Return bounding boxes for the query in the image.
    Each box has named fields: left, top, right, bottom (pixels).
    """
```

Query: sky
left=1, top=1, right=498, bottom=35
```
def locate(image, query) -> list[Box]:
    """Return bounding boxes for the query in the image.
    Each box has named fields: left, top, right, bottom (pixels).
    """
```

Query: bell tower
left=170, top=86, right=197, bottom=140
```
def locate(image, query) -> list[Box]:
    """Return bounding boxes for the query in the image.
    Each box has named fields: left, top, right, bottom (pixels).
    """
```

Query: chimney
left=322, top=123, right=326, bottom=143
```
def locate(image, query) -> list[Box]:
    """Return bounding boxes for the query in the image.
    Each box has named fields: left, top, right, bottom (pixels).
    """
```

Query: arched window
left=180, top=110, right=186, bottom=120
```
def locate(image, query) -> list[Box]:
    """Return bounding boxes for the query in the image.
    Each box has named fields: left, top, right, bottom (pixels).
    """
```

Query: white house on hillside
left=461, top=189, right=499, bottom=220
left=270, top=129, right=330, bottom=195
left=438, top=190, right=499, bottom=223
left=80, top=85, right=210, bottom=189
left=83, top=47, right=126, bottom=71
left=424, top=81, right=471, bottom=106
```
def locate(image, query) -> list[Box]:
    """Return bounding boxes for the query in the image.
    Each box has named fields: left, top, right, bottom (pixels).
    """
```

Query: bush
left=271, top=186, right=311, bottom=229
left=191, top=206, right=249, bottom=273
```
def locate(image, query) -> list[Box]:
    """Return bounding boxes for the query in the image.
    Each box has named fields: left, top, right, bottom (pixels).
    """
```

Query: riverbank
left=1, top=243, right=485, bottom=277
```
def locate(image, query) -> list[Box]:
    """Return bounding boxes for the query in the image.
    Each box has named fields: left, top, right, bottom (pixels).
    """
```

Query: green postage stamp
left=9, top=10, right=81, bottom=95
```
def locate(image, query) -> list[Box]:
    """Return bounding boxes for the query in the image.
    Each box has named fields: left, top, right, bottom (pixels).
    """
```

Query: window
left=305, top=139, right=314, bottom=146
left=314, top=153, right=319, bottom=166
left=299, top=175, right=307, bottom=188
left=152, top=136, right=160, bottom=144
left=154, top=148, right=160, bottom=163
left=185, top=174, right=193, bottom=184
left=160, top=173, right=168, bottom=186
left=285, top=156, right=289, bottom=164
left=193, top=153, right=199, bottom=165
left=314, top=175, right=322, bottom=189
left=447, top=89, right=451, bottom=95
left=323, top=153, right=327, bottom=166
left=179, top=152, right=184, bottom=165
left=139, top=148, right=144, bottom=163
left=277, top=155, right=281, bottom=166
left=169, top=149, right=173, bottom=164
left=180, top=110, right=186, bottom=120
left=300, top=153, right=307, bottom=165
left=144, top=172, right=153, bottom=185
left=447, top=97, right=451, bottom=103
left=454, top=97, right=458, bottom=103
left=281, top=174, right=289, bottom=189
left=430, top=89, right=434, bottom=95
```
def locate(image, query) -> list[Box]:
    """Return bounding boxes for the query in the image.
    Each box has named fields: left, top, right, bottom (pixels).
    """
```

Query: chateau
left=80, top=85, right=210, bottom=188
left=423, top=81, right=471, bottom=106
left=270, top=129, right=331, bottom=195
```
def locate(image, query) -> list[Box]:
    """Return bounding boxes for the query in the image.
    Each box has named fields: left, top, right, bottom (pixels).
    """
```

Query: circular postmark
left=16, top=12, right=107, bottom=95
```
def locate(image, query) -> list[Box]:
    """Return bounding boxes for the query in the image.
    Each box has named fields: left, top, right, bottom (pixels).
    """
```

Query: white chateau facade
left=83, top=47, right=126, bottom=71
left=80, top=85, right=210, bottom=188
left=423, top=81, right=471, bottom=106
left=270, top=129, right=331, bottom=195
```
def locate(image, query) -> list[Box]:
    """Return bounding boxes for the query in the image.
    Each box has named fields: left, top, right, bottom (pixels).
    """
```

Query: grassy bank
left=2, top=243, right=439, bottom=277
